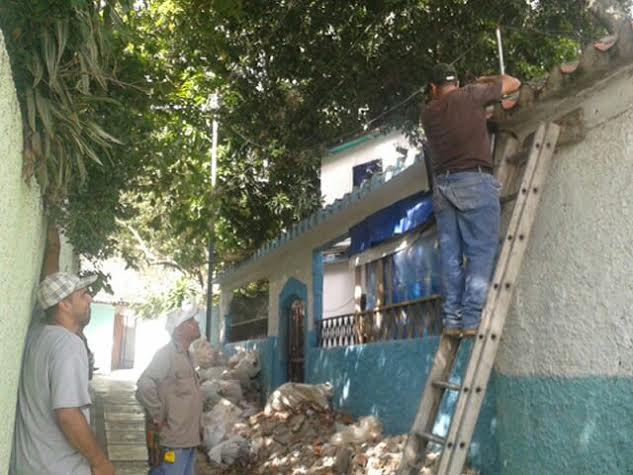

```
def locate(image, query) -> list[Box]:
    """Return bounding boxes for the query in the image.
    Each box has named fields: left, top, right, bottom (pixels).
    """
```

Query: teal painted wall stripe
left=494, top=374, right=633, bottom=475
left=327, top=134, right=374, bottom=156
left=306, top=337, right=499, bottom=473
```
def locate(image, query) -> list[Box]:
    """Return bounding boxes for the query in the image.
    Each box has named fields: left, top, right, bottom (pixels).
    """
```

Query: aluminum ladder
left=397, top=122, right=560, bottom=475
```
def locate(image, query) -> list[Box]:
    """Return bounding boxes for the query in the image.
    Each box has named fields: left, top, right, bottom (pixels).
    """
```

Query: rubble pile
left=192, top=339, right=262, bottom=466
left=193, top=340, right=477, bottom=475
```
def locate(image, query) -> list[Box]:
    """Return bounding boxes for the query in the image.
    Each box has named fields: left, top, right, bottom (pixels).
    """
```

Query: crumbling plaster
left=493, top=61, right=633, bottom=475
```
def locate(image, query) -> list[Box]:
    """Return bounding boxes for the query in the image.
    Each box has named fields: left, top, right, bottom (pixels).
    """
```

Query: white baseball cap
left=165, top=301, right=199, bottom=335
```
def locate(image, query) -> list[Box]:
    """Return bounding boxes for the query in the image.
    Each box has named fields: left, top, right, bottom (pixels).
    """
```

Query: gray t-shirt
left=10, top=323, right=92, bottom=475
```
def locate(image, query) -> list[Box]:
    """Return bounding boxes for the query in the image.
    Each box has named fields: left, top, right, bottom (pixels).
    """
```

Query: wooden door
left=288, top=300, right=305, bottom=383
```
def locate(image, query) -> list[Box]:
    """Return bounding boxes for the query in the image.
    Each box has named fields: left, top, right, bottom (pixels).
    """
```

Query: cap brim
left=76, top=274, right=98, bottom=291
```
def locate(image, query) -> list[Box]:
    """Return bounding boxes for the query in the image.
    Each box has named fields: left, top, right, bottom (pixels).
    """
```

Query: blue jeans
left=149, top=448, right=197, bottom=475
left=432, top=171, right=501, bottom=330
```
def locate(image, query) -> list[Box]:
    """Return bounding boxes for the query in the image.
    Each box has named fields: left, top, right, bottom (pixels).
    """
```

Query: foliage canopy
left=1, top=0, right=630, bottom=305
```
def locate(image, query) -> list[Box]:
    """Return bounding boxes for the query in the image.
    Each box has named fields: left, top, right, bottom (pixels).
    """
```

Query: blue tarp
left=365, top=231, right=441, bottom=308
left=349, top=191, right=434, bottom=255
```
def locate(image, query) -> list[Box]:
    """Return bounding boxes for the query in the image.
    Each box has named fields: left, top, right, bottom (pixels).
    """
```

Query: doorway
left=287, top=300, right=305, bottom=383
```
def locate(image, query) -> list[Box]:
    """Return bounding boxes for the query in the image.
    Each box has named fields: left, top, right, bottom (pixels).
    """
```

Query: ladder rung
left=432, top=380, right=461, bottom=391
left=417, top=431, right=446, bottom=446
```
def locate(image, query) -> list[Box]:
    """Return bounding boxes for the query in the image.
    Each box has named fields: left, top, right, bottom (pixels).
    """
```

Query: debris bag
left=207, top=435, right=250, bottom=465
left=224, top=350, right=261, bottom=387
left=264, top=382, right=333, bottom=415
left=191, top=338, right=217, bottom=369
left=198, top=366, right=226, bottom=383
left=330, top=415, right=383, bottom=446
left=217, top=379, right=243, bottom=404
left=202, top=398, right=242, bottom=449
left=200, top=381, right=222, bottom=409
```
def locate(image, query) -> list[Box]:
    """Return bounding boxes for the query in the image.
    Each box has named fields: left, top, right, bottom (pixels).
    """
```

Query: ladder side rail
left=398, top=335, right=461, bottom=475
left=439, top=123, right=560, bottom=475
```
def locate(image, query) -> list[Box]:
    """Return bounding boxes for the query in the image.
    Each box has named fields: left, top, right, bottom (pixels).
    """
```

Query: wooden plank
left=437, top=123, right=560, bottom=475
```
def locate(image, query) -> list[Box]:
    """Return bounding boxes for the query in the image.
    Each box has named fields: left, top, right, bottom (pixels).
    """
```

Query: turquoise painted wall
left=306, top=337, right=499, bottom=472
left=494, top=375, right=633, bottom=475
left=84, top=303, right=116, bottom=374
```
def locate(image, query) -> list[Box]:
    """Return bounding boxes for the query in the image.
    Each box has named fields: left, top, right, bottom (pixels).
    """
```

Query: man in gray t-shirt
left=10, top=272, right=114, bottom=475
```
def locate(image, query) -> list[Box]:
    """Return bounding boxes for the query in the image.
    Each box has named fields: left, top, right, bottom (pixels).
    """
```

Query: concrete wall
left=321, top=129, right=420, bottom=205
left=0, top=31, right=46, bottom=469
left=0, top=31, right=75, bottom=470
left=494, top=78, right=633, bottom=473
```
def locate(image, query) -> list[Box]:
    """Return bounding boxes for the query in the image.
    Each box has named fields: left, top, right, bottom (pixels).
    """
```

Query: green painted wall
left=0, top=31, right=75, bottom=469
left=84, top=304, right=116, bottom=374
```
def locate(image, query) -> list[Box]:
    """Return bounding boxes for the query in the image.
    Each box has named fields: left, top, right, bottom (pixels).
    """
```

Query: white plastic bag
left=264, top=382, right=333, bottom=415
left=329, top=415, right=383, bottom=446
left=199, top=366, right=226, bottom=383
left=207, top=435, right=250, bottom=465
left=202, top=398, right=242, bottom=449
left=224, top=350, right=260, bottom=387
left=191, top=338, right=216, bottom=369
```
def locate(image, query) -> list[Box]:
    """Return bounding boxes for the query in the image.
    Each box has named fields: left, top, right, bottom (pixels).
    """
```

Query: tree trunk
left=40, top=221, right=60, bottom=280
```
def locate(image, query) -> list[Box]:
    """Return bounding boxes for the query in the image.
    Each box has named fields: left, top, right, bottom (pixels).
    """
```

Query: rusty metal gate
left=288, top=300, right=305, bottom=383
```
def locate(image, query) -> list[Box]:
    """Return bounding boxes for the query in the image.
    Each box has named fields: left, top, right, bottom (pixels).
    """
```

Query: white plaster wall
left=0, top=31, right=46, bottom=468
left=219, top=247, right=314, bottom=340
left=0, top=30, right=76, bottom=467
left=266, top=248, right=314, bottom=337
left=322, top=261, right=355, bottom=318
left=321, top=130, right=421, bottom=205
left=497, top=104, right=633, bottom=378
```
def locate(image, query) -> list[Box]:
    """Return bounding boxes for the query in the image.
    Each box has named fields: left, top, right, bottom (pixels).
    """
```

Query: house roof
left=493, top=20, right=633, bottom=125
left=215, top=152, right=425, bottom=284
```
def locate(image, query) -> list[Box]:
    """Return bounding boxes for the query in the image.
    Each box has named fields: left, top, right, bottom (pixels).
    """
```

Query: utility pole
left=205, top=92, right=220, bottom=341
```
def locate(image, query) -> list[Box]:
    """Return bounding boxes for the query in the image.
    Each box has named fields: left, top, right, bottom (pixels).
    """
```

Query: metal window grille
left=316, top=295, right=442, bottom=348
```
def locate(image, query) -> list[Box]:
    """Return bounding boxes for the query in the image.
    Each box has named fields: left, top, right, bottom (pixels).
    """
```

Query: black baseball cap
left=431, top=63, right=458, bottom=86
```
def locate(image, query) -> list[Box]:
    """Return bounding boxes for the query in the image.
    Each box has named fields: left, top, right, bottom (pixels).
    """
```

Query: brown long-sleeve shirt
left=136, top=341, right=203, bottom=448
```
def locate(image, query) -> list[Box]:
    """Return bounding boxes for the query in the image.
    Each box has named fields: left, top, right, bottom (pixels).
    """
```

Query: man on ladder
left=421, top=63, right=521, bottom=337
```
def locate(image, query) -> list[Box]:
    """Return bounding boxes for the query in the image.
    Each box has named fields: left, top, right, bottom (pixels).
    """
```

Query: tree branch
left=117, top=219, right=186, bottom=274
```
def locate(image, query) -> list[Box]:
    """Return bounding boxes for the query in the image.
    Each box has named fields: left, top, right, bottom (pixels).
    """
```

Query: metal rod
left=205, top=92, right=220, bottom=342
left=496, top=25, right=505, bottom=75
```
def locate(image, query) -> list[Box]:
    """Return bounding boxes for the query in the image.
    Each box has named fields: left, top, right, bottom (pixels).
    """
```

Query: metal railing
left=228, top=317, right=268, bottom=343
left=316, top=295, right=442, bottom=348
